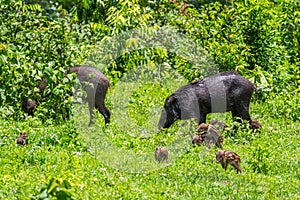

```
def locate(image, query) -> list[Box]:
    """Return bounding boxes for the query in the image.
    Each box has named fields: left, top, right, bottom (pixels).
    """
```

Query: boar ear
left=166, top=95, right=177, bottom=105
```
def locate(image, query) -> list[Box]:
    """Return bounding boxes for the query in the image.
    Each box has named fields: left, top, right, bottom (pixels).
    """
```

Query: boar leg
left=216, top=140, right=223, bottom=150
left=231, top=109, right=242, bottom=123
left=221, top=161, right=227, bottom=171
left=234, top=103, right=251, bottom=123
left=95, top=104, right=110, bottom=124
left=84, top=84, right=97, bottom=125
left=87, top=97, right=96, bottom=126
left=198, top=114, right=207, bottom=125
left=231, top=104, right=251, bottom=124
left=95, top=84, right=110, bottom=124
left=231, top=162, right=242, bottom=174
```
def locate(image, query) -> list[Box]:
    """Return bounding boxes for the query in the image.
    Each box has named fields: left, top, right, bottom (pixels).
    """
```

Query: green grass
left=0, top=85, right=299, bottom=199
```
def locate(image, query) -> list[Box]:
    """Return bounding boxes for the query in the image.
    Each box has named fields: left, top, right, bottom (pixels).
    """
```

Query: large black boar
left=158, top=71, right=255, bottom=129
left=22, top=65, right=110, bottom=125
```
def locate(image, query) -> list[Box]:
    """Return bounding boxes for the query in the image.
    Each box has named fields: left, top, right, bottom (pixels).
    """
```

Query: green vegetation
left=0, top=0, right=299, bottom=199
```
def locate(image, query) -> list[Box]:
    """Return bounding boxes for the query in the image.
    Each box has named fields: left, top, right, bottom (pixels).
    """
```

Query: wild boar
left=17, top=132, right=28, bottom=146
left=158, top=71, right=255, bottom=129
left=154, top=146, right=168, bottom=163
left=70, top=65, right=110, bottom=125
left=22, top=65, right=110, bottom=125
left=193, top=123, right=224, bottom=149
left=216, top=150, right=242, bottom=174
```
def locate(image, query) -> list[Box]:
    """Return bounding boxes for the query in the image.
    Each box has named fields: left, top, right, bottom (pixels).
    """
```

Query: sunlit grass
left=0, top=82, right=299, bottom=198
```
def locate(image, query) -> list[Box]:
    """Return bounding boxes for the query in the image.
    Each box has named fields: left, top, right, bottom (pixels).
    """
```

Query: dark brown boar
left=216, top=150, right=242, bottom=174
left=17, top=132, right=28, bottom=146
left=193, top=123, right=223, bottom=149
left=209, top=119, right=228, bottom=131
left=69, top=65, right=110, bottom=125
left=22, top=65, right=110, bottom=125
left=154, top=146, right=168, bottom=163
left=250, top=119, right=262, bottom=130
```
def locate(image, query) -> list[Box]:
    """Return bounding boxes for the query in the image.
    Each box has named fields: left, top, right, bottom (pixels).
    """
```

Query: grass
left=0, top=83, right=299, bottom=199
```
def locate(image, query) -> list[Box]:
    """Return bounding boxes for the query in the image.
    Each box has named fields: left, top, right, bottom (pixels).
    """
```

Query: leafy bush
left=0, top=1, right=91, bottom=121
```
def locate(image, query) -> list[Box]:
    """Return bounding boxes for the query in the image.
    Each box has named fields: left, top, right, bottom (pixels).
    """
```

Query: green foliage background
left=0, top=0, right=299, bottom=199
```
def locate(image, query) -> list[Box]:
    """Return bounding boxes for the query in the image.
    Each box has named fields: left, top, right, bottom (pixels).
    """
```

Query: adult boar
left=69, top=66, right=110, bottom=124
left=70, top=65, right=110, bottom=125
left=22, top=65, right=110, bottom=125
left=158, top=71, right=255, bottom=129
